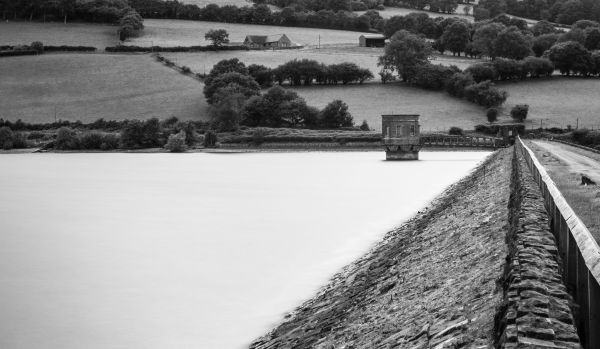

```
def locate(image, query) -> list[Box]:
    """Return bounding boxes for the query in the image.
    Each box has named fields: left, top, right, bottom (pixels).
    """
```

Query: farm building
left=243, top=34, right=292, bottom=48
left=359, top=34, right=386, bottom=47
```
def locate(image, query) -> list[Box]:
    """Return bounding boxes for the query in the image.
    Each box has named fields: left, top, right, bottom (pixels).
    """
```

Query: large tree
left=318, top=100, right=354, bottom=129
left=546, top=41, right=593, bottom=75
left=494, top=26, right=533, bottom=59
left=441, top=21, right=470, bottom=56
left=378, top=30, right=433, bottom=81
left=472, top=22, right=505, bottom=59
left=205, top=29, right=229, bottom=47
left=203, top=72, right=260, bottom=104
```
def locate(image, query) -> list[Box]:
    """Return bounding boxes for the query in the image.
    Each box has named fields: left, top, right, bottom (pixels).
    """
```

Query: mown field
left=129, top=19, right=371, bottom=47
left=162, top=46, right=481, bottom=78
left=0, top=21, right=119, bottom=47
left=0, top=54, right=207, bottom=123
left=288, top=83, right=493, bottom=131
left=500, top=77, right=600, bottom=129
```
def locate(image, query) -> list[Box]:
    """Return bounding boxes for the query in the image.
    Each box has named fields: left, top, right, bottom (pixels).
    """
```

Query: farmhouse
left=359, top=34, right=386, bottom=47
left=243, top=34, right=292, bottom=48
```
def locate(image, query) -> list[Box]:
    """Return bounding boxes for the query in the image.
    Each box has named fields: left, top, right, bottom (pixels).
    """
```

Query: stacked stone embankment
left=251, top=149, right=513, bottom=349
left=495, top=147, right=581, bottom=348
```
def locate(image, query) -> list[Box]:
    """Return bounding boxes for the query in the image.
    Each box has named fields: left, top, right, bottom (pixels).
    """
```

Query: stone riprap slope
left=495, top=147, right=581, bottom=348
left=251, top=149, right=512, bottom=348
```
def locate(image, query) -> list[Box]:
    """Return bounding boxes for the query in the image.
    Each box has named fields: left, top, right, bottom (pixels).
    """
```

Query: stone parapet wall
left=495, top=147, right=581, bottom=348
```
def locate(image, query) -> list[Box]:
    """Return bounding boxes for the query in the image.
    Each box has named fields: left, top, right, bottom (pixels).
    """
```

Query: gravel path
left=531, top=140, right=600, bottom=184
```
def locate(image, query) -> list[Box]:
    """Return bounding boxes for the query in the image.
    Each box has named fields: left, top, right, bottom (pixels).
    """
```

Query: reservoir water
left=0, top=151, right=489, bottom=349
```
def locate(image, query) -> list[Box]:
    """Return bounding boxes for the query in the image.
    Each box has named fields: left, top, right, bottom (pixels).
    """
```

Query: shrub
left=30, top=41, right=44, bottom=54
left=510, top=104, right=529, bottom=122
left=379, top=69, right=396, bottom=84
left=465, top=63, right=497, bottom=82
left=475, top=124, right=500, bottom=135
left=445, top=72, right=475, bottom=98
left=486, top=108, right=498, bottom=123
left=120, top=119, right=161, bottom=148
left=491, top=58, right=523, bottom=80
left=411, top=64, right=459, bottom=90
left=27, top=131, right=46, bottom=140
left=204, top=130, right=218, bottom=147
left=79, top=132, right=105, bottom=149
left=100, top=134, right=120, bottom=150
left=165, top=131, right=187, bottom=152
left=54, top=127, right=79, bottom=150
left=76, top=132, right=119, bottom=150
left=522, top=56, right=555, bottom=77
left=359, top=120, right=370, bottom=131
left=449, top=126, right=463, bottom=135
left=0, top=127, right=15, bottom=149
left=464, top=81, right=508, bottom=107
left=318, top=100, right=354, bottom=129
left=252, top=128, right=267, bottom=145
left=181, top=66, right=191, bottom=73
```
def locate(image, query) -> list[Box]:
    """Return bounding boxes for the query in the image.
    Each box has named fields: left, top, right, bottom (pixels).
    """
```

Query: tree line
left=475, top=0, right=600, bottom=25
left=1, top=0, right=143, bottom=40
left=204, top=59, right=356, bottom=130
left=128, top=0, right=378, bottom=32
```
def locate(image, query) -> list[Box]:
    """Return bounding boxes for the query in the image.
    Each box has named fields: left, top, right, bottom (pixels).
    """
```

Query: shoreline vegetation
left=250, top=148, right=512, bottom=348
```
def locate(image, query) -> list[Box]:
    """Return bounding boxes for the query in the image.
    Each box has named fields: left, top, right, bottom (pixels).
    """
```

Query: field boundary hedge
left=106, top=45, right=303, bottom=53
left=0, top=50, right=37, bottom=57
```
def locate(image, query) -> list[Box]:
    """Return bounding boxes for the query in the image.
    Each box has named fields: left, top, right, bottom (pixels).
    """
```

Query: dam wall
left=517, top=139, right=600, bottom=348
left=495, top=144, right=581, bottom=348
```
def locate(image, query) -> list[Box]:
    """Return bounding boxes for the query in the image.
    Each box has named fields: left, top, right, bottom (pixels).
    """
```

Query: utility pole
left=576, top=118, right=579, bottom=129
left=54, top=106, right=57, bottom=123
left=318, top=35, right=320, bottom=49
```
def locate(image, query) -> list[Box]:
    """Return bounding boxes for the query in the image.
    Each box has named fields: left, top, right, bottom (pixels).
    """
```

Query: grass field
left=0, top=54, right=208, bottom=123
left=161, top=46, right=481, bottom=78
left=287, top=83, right=491, bottom=131
left=0, top=21, right=119, bottom=47
left=499, top=77, right=600, bottom=130
left=128, top=19, right=371, bottom=47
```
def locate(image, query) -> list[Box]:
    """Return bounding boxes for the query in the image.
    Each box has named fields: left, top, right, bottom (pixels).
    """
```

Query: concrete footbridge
left=382, top=114, right=510, bottom=160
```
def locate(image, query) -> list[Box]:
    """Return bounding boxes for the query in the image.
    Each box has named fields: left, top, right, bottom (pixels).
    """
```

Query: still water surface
left=0, top=151, right=489, bottom=348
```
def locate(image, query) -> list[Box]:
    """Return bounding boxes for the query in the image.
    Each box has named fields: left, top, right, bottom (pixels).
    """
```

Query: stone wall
left=250, top=150, right=513, bottom=349
left=495, top=147, right=581, bottom=348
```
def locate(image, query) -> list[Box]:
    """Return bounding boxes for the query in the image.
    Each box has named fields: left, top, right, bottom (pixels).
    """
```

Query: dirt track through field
left=531, top=140, right=600, bottom=184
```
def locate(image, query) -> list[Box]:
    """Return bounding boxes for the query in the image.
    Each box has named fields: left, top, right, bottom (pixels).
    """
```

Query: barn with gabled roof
left=243, top=34, right=292, bottom=49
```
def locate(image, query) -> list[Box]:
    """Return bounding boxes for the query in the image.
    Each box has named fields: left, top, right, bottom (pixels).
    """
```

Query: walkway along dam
left=250, top=139, right=600, bottom=349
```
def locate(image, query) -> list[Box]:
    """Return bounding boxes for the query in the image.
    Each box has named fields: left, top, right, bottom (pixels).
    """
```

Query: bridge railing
left=517, top=137, right=600, bottom=348
left=420, top=135, right=505, bottom=148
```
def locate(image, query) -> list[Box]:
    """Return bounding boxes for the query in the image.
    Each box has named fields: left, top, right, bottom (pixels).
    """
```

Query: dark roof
left=360, top=34, right=386, bottom=39
left=245, top=34, right=288, bottom=44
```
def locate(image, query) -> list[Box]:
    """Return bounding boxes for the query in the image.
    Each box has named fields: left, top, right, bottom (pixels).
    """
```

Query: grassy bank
left=251, top=148, right=512, bottom=348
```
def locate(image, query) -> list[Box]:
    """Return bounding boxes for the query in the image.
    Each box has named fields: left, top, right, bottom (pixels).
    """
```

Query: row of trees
left=475, top=0, right=600, bottom=25
left=393, top=14, right=600, bottom=60
left=1, top=0, right=133, bottom=23
left=378, top=30, right=508, bottom=108
left=252, top=0, right=384, bottom=12
left=129, top=0, right=379, bottom=32
left=203, top=59, right=355, bottom=130
left=271, top=60, right=374, bottom=86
